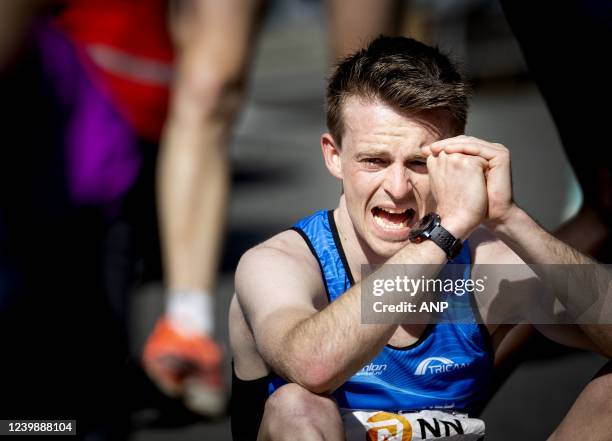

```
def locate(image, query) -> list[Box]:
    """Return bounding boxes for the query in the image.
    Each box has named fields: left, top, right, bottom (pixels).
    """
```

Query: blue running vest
left=268, top=210, right=494, bottom=412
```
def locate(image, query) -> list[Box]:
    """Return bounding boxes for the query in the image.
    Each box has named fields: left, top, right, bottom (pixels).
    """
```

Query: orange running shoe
left=143, top=318, right=225, bottom=416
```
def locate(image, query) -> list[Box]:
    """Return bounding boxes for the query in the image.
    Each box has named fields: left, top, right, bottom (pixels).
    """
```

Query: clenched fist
left=426, top=136, right=515, bottom=227
left=423, top=146, right=489, bottom=239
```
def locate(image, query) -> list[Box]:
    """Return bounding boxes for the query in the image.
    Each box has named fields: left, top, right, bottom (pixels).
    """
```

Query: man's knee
left=182, top=68, right=245, bottom=120
left=259, top=383, right=342, bottom=440
left=549, top=360, right=612, bottom=441
left=586, top=360, right=612, bottom=413
left=265, top=383, right=339, bottom=421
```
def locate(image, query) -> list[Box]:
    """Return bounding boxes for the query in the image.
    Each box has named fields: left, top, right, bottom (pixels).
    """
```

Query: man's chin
left=367, top=235, right=411, bottom=259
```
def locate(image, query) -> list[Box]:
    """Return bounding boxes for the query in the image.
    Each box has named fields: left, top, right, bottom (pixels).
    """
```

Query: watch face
left=408, top=213, right=435, bottom=241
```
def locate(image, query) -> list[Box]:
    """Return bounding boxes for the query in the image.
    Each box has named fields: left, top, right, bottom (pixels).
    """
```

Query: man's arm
left=235, top=233, right=449, bottom=394
left=492, top=206, right=612, bottom=357
left=427, top=136, right=612, bottom=358
left=470, top=225, right=603, bottom=356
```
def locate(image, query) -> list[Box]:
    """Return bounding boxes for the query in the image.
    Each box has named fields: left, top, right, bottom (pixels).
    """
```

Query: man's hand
left=423, top=144, right=489, bottom=239
left=425, top=136, right=515, bottom=228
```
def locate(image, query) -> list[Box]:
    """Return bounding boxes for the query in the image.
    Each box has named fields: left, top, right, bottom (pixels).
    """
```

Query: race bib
left=342, top=409, right=485, bottom=441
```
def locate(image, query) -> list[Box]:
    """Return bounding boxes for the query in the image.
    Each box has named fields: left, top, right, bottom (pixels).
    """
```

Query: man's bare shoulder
left=238, top=229, right=320, bottom=273
left=235, top=229, right=325, bottom=299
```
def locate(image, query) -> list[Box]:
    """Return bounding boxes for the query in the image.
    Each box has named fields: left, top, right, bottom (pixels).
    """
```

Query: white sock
left=166, top=290, right=214, bottom=337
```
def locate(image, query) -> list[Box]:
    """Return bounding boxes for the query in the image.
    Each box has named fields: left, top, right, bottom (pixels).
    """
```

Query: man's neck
left=334, top=197, right=389, bottom=282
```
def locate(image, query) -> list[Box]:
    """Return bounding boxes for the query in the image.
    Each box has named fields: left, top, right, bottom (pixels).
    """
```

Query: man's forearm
left=278, top=240, right=448, bottom=393
left=492, top=205, right=592, bottom=265
left=492, top=205, right=612, bottom=357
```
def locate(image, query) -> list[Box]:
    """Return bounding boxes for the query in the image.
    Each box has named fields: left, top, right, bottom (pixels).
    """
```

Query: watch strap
left=430, top=224, right=462, bottom=260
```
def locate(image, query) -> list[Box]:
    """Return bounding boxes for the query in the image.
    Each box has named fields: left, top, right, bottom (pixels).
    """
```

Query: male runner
left=230, top=36, right=612, bottom=440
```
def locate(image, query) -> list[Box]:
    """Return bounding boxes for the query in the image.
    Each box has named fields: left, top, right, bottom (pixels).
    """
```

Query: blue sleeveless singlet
left=268, top=210, right=494, bottom=412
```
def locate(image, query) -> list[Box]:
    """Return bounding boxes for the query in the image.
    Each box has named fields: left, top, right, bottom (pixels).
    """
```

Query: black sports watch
left=408, top=213, right=462, bottom=260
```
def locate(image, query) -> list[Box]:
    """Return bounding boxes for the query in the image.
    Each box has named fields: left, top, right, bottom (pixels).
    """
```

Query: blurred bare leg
left=161, top=0, right=265, bottom=302
left=326, top=0, right=403, bottom=61
left=144, top=0, right=266, bottom=414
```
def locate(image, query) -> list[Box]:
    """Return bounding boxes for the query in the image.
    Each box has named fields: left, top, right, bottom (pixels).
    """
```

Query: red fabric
left=55, top=0, right=174, bottom=140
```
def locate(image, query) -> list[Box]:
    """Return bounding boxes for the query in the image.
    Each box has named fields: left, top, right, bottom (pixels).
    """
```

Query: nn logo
left=414, top=357, right=468, bottom=376
left=416, top=417, right=465, bottom=439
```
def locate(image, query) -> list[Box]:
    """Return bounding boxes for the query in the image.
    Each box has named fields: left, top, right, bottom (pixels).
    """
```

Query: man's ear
left=321, top=133, right=343, bottom=180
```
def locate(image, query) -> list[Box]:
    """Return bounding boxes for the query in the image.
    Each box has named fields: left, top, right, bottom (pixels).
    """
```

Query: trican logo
left=414, top=357, right=468, bottom=375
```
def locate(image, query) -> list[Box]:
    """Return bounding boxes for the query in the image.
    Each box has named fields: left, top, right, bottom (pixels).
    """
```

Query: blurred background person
left=0, top=0, right=189, bottom=438
left=500, top=0, right=612, bottom=261
left=0, top=0, right=168, bottom=438
left=142, top=0, right=267, bottom=416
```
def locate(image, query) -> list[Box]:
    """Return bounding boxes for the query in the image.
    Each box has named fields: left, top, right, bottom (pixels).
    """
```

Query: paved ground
left=128, top=9, right=606, bottom=441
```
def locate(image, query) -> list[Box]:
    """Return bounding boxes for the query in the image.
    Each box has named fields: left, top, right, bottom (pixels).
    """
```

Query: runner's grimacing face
left=335, top=98, right=449, bottom=258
